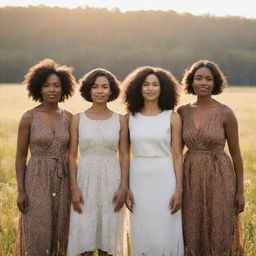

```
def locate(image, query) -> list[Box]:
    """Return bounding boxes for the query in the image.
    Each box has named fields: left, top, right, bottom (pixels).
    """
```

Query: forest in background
left=0, top=6, right=256, bottom=85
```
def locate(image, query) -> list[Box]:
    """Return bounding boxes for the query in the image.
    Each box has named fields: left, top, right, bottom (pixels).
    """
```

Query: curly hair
left=79, top=68, right=120, bottom=102
left=123, top=66, right=180, bottom=115
left=23, top=58, right=76, bottom=102
left=182, top=60, right=227, bottom=95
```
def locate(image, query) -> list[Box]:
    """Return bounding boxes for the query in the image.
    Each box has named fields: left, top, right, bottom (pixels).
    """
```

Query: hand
left=125, top=189, right=135, bottom=213
left=234, top=192, right=245, bottom=214
left=113, top=187, right=127, bottom=212
left=169, top=190, right=182, bottom=214
left=71, top=187, right=84, bottom=214
left=17, top=191, right=29, bottom=213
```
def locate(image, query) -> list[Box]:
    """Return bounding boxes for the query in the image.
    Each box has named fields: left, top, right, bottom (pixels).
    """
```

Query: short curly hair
left=123, top=66, right=180, bottom=115
left=79, top=68, right=120, bottom=102
left=182, top=60, right=227, bottom=95
left=24, top=58, right=76, bottom=102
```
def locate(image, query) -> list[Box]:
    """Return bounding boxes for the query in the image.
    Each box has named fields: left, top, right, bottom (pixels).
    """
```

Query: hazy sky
left=0, top=0, right=255, bottom=18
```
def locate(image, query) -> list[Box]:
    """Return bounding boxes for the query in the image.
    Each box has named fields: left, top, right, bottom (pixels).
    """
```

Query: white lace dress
left=67, top=112, right=128, bottom=256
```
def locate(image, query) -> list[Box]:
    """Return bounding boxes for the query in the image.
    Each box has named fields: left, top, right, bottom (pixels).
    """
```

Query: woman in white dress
left=67, top=69, right=129, bottom=256
left=124, top=66, right=184, bottom=256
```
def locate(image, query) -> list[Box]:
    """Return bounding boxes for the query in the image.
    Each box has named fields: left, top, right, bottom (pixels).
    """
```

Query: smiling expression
left=141, top=74, right=161, bottom=102
left=192, top=67, right=215, bottom=96
left=90, top=76, right=112, bottom=103
left=40, top=73, right=62, bottom=103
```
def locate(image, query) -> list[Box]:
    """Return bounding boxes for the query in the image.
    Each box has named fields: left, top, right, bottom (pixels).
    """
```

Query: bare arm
left=69, top=114, right=84, bottom=213
left=169, top=112, right=183, bottom=214
left=15, top=111, right=32, bottom=213
left=113, top=114, right=130, bottom=212
left=223, top=106, right=244, bottom=213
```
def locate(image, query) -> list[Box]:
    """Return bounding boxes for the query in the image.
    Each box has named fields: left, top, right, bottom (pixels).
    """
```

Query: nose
left=148, top=84, right=154, bottom=90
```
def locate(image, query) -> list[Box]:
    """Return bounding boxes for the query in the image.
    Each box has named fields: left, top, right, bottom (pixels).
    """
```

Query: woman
left=15, top=59, right=76, bottom=255
left=178, top=60, right=244, bottom=256
left=67, top=68, right=129, bottom=256
left=124, top=66, right=184, bottom=256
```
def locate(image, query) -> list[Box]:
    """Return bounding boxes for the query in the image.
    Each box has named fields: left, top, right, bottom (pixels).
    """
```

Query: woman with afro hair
left=177, top=60, right=244, bottom=256
left=124, top=66, right=184, bottom=256
left=15, top=58, right=76, bottom=256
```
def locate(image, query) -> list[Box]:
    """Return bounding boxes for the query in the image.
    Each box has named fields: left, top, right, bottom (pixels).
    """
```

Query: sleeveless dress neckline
left=83, top=111, right=114, bottom=121
left=137, top=111, right=164, bottom=118
left=187, top=103, right=222, bottom=132
left=33, top=108, right=65, bottom=136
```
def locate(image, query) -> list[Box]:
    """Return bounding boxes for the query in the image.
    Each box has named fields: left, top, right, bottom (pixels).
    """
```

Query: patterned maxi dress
left=178, top=103, right=243, bottom=256
left=16, top=108, right=71, bottom=256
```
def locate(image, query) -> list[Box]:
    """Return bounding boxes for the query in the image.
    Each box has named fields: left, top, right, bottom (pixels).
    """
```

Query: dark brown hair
left=123, top=66, right=180, bottom=115
left=24, top=58, right=76, bottom=102
left=79, top=68, right=120, bottom=102
left=182, top=60, right=227, bottom=95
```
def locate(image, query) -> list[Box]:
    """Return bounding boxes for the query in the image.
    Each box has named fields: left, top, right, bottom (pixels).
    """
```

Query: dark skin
left=188, top=67, right=245, bottom=214
left=16, top=74, right=66, bottom=213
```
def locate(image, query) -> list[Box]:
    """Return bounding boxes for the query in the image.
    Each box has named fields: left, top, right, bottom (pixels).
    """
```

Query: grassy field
left=0, top=84, right=255, bottom=255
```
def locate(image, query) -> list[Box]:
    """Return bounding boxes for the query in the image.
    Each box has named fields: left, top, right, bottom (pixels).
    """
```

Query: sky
left=0, top=0, right=255, bottom=19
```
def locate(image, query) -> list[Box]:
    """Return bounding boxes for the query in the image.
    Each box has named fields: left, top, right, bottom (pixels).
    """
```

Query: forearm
left=231, top=153, right=244, bottom=193
left=172, top=155, right=183, bottom=192
left=15, top=156, right=27, bottom=192
left=69, top=156, right=78, bottom=190
left=119, top=154, right=129, bottom=189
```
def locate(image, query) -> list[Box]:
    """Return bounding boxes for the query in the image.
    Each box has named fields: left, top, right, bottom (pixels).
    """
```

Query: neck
left=195, top=96, right=214, bottom=106
left=141, top=100, right=161, bottom=114
left=90, top=103, right=109, bottom=113
left=40, top=102, right=59, bottom=111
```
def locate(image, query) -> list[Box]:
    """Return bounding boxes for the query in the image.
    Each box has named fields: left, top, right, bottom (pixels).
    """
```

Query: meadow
left=0, top=84, right=255, bottom=255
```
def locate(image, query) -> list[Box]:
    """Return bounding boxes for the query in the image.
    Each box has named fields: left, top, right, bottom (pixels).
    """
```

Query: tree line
left=0, top=6, right=256, bottom=85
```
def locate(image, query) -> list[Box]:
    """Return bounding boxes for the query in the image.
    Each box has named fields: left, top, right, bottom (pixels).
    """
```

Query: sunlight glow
left=0, top=0, right=255, bottom=18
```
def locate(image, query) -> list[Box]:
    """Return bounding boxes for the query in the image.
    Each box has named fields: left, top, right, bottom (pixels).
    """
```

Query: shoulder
left=20, top=109, right=34, bottom=123
left=220, top=104, right=237, bottom=123
left=18, top=109, right=34, bottom=129
left=177, top=103, right=189, bottom=117
left=70, top=112, right=81, bottom=126
left=116, top=112, right=128, bottom=126
left=171, top=111, right=181, bottom=123
left=61, top=109, right=73, bottom=122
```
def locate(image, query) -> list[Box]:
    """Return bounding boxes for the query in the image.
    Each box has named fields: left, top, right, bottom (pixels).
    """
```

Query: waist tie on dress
left=30, top=155, right=68, bottom=178
left=184, top=149, right=225, bottom=196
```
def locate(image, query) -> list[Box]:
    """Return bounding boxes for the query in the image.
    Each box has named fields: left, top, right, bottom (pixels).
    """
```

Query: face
left=90, top=76, right=111, bottom=103
left=141, top=74, right=161, bottom=102
left=40, top=73, right=62, bottom=103
left=192, top=67, right=215, bottom=96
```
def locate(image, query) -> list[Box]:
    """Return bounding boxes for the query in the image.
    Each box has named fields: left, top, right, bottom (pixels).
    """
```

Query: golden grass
left=0, top=84, right=255, bottom=255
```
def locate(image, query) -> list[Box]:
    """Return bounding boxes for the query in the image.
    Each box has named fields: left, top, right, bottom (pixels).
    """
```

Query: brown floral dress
left=16, top=108, right=71, bottom=256
left=178, top=103, right=243, bottom=256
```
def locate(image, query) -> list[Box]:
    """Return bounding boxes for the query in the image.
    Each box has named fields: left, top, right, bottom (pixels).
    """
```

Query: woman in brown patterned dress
left=15, top=59, right=76, bottom=256
left=178, top=60, right=244, bottom=256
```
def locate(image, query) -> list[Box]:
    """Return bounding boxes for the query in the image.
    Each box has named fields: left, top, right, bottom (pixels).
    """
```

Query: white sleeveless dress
left=67, top=112, right=128, bottom=256
left=129, top=110, right=184, bottom=256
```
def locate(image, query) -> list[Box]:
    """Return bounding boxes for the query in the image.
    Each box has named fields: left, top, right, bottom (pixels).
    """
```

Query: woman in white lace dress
left=67, top=69, right=129, bottom=256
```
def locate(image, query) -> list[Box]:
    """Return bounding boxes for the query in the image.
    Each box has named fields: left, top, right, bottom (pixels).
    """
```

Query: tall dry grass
left=0, top=84, right=255, bottom=255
